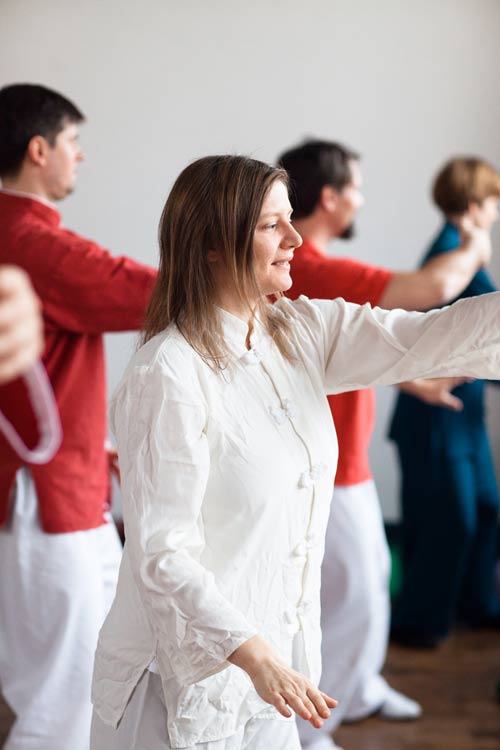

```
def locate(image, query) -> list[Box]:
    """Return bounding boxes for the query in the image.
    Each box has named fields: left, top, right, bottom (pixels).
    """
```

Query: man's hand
left=0, top=266, right=43, bottom=384
left=398, top=376, right=472, bottom=411
left=228, top=634, right=337, bottom=728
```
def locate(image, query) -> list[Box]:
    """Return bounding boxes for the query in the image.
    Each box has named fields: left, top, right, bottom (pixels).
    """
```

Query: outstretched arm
left=284, top=293, right=500, bottom=394
left=378, top=224, right=491, bottom=311
left=0, top=266, right=43, bottom=383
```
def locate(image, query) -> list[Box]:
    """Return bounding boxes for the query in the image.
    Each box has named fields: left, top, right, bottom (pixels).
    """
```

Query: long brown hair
left=143, top=155, right=294, bottom=369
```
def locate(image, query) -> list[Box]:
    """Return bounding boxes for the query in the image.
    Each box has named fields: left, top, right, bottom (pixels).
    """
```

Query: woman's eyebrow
left=260, top=208, right=292, bottom=219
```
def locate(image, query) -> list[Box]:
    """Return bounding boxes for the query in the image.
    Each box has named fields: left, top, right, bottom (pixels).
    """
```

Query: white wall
left=2, top=0, right=500, bottom=519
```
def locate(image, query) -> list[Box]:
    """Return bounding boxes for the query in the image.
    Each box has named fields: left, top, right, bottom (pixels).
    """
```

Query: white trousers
left=91, top=669, right=301, bottom=750
left=299, top=480, right=391, bottom=747
left=0, top=469, right=122, bottom=750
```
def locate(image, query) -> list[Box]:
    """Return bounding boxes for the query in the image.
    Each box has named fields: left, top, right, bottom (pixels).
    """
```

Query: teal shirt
left=389, top=221, right=497, bottom=458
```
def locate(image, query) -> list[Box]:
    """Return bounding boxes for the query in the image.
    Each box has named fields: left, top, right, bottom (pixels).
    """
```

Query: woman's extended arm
left=287, top=293, right=500, bottom=394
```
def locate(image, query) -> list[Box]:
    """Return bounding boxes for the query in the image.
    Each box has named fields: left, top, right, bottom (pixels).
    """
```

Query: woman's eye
left=266, top=223, right=277, bottom=230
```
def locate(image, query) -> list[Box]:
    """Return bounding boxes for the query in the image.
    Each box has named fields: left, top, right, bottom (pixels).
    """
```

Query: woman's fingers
left=282, top=685, right=332, bottom=727
left=307, top=687, right=332, bottom=718
left=265, top=680, right=338, bottom=728
left=321, top=691, right=339, bottom=709
left=286, top=685, right=339, bottom=727
left=273, top=694, right=293, bottom=719
left=301, top=694, right=325, bottom=727
left=282, top=689, right=314, bottom=723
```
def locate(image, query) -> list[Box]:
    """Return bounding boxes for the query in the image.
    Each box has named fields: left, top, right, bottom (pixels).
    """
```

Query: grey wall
left=2, top=0, right=500, bottom=519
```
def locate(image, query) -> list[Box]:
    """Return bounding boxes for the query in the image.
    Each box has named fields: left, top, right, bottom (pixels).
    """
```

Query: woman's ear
left=467, top=202, right=482, bottom=226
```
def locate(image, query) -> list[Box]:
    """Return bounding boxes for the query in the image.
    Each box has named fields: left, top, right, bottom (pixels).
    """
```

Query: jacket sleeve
left=24, top=226, right=157, bottom=333
left=110, top=355, right=257, bottom=686
left=286, top=294, right=500, bottom=394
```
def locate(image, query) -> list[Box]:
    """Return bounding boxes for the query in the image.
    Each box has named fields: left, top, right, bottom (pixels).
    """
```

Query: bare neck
left=2, top=172, right=52, bottom=202
left=215, top=285, right=256, bottom=322
left=445, top=213, right=464, bottom=228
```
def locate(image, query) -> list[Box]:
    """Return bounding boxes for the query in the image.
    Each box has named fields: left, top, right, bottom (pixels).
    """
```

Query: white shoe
left=303, top=735, right=344, bottom=750
left=378, top=686, right=422, bottom=720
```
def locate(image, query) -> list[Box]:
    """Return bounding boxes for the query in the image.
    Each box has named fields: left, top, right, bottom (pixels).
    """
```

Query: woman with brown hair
left=390, top=156, right=500, bottom=648
left=91, top=154, right=500, bottom=750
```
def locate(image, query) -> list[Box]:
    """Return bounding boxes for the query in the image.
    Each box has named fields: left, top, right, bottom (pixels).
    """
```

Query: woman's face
left=469, top=195, right=500, bottom=231
left=252, top=180, right=302, bottom=296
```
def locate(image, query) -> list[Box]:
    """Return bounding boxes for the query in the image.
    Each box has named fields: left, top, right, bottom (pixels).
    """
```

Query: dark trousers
left=392, top=430, right=500, bottom=639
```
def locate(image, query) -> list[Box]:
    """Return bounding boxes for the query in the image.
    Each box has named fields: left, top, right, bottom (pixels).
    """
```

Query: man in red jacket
left=0, top=84, right=157, bottom=750
left=278, top=139, right=490, bottom=750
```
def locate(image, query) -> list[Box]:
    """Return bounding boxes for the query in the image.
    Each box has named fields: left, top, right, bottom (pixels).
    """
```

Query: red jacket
left=0, top=191, right=157, bottom=532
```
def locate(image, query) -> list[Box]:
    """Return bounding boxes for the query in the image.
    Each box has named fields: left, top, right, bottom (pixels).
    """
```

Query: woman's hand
left=228, top=634, right=337, bottom=728
left=458, top=216, right=492, bottom=266
left=398, top=376, right=472, bottom=412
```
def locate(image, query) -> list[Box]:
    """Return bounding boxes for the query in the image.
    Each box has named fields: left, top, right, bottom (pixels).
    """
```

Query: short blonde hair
left=432, top=157, right=500, bottom=215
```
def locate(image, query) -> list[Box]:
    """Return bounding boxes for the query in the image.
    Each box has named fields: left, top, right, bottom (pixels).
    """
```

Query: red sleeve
left=290, top=252, right=393, bottom=307
left=20, top=225, right=157, bottom=334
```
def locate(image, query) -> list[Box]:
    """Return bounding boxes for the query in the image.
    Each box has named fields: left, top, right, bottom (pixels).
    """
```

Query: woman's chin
left=259, top=273, right=293, bottom=298
left=274, top=273, right=293, bottom=294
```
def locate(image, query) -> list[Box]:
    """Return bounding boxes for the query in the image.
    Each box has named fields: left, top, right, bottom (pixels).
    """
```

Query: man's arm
left=378, top=226, right=491, bottom=311
left=22, top=227, right=157, bottom=334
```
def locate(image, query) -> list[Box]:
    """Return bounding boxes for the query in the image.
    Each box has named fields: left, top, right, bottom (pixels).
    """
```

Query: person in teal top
left=390, top=157, right=500, bottom=647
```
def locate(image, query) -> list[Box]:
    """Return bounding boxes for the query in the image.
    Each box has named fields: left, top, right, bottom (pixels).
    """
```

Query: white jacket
left=92, top=294, right=500, bottom=747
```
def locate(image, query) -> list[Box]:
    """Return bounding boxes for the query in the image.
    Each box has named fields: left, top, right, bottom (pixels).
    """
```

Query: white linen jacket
left=92, top=294, right=500, bottom=747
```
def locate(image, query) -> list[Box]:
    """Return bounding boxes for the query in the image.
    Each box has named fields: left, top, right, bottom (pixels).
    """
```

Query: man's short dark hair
left=0, top=83, right=84, bottom=177
left=277, top=139, right=360, bottom=219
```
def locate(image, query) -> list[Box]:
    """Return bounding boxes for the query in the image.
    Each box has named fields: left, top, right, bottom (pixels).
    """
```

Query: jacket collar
left=217, top=307, right=269, bottom=365
left=0, top=189, right=61, bottom=227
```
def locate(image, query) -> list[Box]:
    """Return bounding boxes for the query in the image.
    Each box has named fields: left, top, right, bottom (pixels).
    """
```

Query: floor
left=1, top=629, right=499, bottom=749
left=335, top=629, right=500, bottom=750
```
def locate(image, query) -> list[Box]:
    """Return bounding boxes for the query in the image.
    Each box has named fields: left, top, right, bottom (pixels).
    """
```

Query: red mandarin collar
left=0, top=191, right=61, bottom=228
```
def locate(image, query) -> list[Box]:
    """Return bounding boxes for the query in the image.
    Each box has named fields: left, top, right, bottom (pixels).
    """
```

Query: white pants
left=91, top=670, right=301, bottom=750
left=299, top=480, right=391, bottom=747
left=0, top=469, right=122, bottom=750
